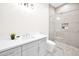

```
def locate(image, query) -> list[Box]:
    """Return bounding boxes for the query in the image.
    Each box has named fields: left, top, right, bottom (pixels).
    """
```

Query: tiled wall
left=49, top=3, right=79, bottom=48
left=49, top=5, right=56, bottom=41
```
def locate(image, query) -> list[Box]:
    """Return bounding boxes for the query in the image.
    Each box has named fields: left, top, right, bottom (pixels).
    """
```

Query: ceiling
left=50, top=3, right=65, bottom=8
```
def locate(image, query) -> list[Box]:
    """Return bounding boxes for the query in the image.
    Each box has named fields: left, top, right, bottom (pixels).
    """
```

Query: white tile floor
left=46, top=41, right=79, bottom=56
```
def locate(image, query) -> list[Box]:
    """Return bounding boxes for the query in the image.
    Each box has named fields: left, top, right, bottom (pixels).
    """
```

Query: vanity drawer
left=22, top=40, right=38, bottom=50
left=0, top=47, right=21, bottom=56
left=39, top=37, right=46, bottom=42
left=39, top=37, right=46, bottom=44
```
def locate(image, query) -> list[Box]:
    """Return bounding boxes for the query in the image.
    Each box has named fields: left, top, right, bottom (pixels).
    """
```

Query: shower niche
left=61, top=23, right=69, bottom=30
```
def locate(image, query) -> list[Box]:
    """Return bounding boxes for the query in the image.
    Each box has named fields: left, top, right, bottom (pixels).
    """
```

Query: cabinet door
left=22, top=47, right=38, bottom=56
left=0, top=47, right=21, bottom=56
left=38, top=37, right=47, bottom=56
left=22, top=41, right=39, bottom=56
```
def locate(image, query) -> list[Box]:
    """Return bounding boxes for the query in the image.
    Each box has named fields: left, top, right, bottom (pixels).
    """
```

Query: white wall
left=0, top=3, right=49, bottom=36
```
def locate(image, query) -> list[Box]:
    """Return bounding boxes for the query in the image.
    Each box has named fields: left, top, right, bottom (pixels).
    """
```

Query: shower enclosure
left=49, top=3, right=79, bottom=48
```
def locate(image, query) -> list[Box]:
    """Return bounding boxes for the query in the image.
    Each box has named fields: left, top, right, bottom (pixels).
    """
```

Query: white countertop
left=0, top=33, right=47, bottom=52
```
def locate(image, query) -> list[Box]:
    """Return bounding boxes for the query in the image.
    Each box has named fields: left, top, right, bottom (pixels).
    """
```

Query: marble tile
left=46, top=41, right=79, bottom=56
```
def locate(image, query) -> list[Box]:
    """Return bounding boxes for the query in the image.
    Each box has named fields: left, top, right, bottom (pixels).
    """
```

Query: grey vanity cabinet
left=22, top=38, right=47, bottom=56
left=0, top=37, right=47, bottom=56
left=22, top=40, right=39, bottom=56
left=38, top=37, right=47, bottom=56
left=0, top=47, right=21, bottom=56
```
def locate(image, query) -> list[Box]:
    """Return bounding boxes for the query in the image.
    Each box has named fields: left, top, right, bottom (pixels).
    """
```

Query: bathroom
left=0, top=3, right=79, bottom=56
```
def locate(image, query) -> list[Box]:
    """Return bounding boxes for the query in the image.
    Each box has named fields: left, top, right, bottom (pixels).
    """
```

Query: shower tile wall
left=56, top=4, right=79, bottom=48
left=49, top=3, right=79, bottom=48
left=49, top=5, right=56, bottom=41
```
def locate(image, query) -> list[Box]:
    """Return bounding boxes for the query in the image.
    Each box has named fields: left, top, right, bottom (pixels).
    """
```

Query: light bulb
left=56, top=16, right=60, bottom=20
